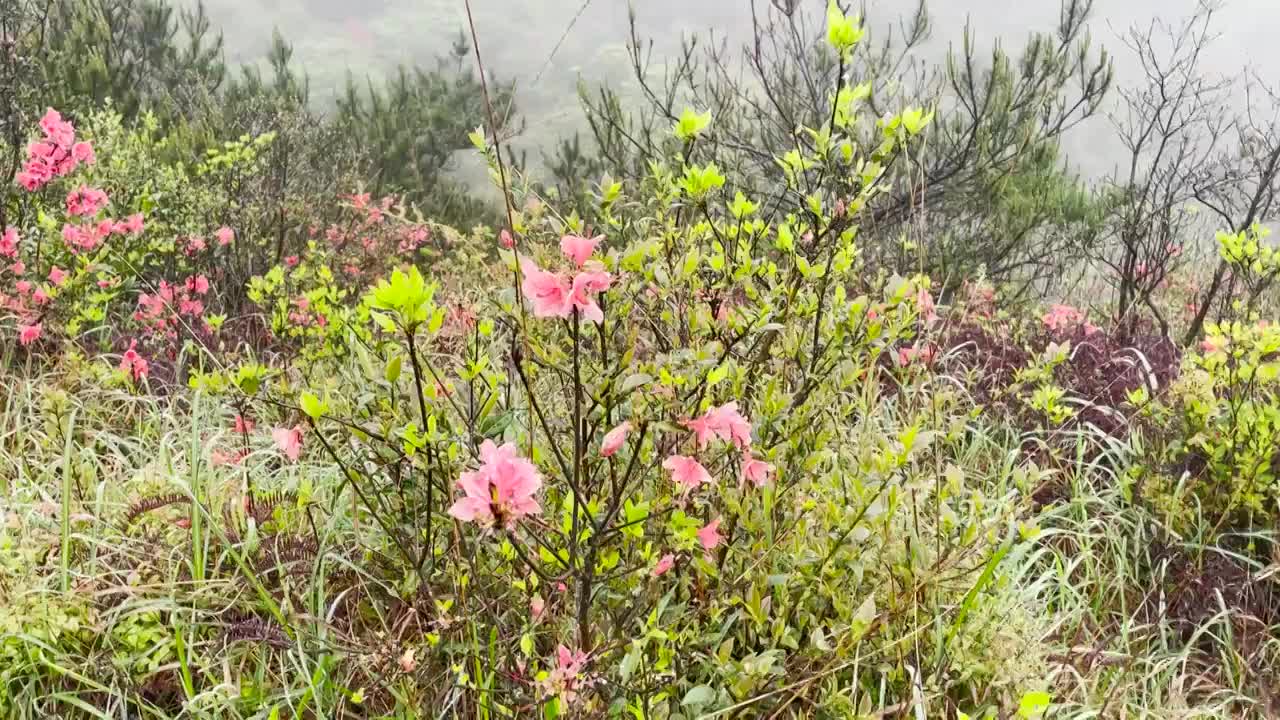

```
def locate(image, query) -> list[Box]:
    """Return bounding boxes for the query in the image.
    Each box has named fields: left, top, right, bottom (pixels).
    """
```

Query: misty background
left=191, top=0, right=1279, bottom=184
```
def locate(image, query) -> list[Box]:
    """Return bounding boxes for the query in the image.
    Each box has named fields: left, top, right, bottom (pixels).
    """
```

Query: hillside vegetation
left=2, top=0, right=1279, bottom=718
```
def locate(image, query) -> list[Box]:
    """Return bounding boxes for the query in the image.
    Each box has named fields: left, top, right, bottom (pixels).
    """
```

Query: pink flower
left=1042, top=304, right=1087, bottom=333
left=273, top=426, right=304, bottom=462
left=894, top=344, right=935, bottom=368
left=186, top=236, right=206, bottom=253
left=0, top=227, right=17, bottom=257
left=215, top=226, right=235, bottom=246
left=521, top=258, right=571, bottom=318
left=119, top=340, right=149, bottom=380
left=121, top=213, right=145, bottom=235
left=447, top=440, right=543, bottom=527
left=18, top=323, right=42, bottom=346
left=916, top=287, right=937, bottom=324
left=568, top=270, right=611, bottom=323
left=10, top=260, right=25, bottom=276
left=65, top=186, right=109, bottom=217
left=683, top=401, right=753, bottom=449
left=559, top=233, right=602, bottom=266
left=530, top=595, right=545, bottom=620
left=15, top=280, right=31, bottom=294
left=284, top=255, right=299, bottom=267
left=32, top=287, right=49, bottom=304
left=663, top=454, right=712, bottom=490
left=741, top=452, right=774, bottom=487
left=600, top=420, right=632, bottom=457
left=71, top=142, right=95, bottom=164
left=187, top=274, right=210, bottom=295
left=500, top=229, right=515, bottom=249
left=39, top=108, right=74, bottom=146
left=210, top=448, right=247, bottom=467
left=539, top=646, right=590, bottom=704
left=48, top=266, right=67, bottom=286
left=652, top=553, right=676, bottom=577
left=234, top=414, right=255, bottom=434
left=697, top=518, right=723, bottom=550
left=16, top=170, right=42, bottom=192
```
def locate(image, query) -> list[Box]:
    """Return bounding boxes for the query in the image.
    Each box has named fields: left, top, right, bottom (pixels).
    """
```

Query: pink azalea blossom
left=530, top=595, right=545, bottom=620
left=121, top=213, right=145, bottom=235
left=697, top=517, right=723, bottom=550
left=741, top=451, right=774, bottom=487
left=273, top=426, right=304, bottom=462
left=284, top=255, right=299, bottom=267
left=1042, top=304, right=1088, bottom=333
left=71, top=142, right=95, bottom=164
left=559, top=233, right=602, bottom=266
left=47, top=266, right=67, bottom=286
left=186, top=274, right=210, bottom=295
left=10, top=260, right=25, bottom=276
left=447, top=440, right=543, bottom=527
left=683, top=401, right=753, bottom=449
left=600, top=420, right=632, bottom=457
left=500, top=228, right=515, bottom=249
left=210, top=448, right=247, bottom=467
left=539, top=646, right=590, bottom=705
left=916, top=287, right=937, bottom=324
left=234, top=414, right=255, bottom=434
left=15, top=280, right=31, bottom=294
left=0, top=227, right=17, bottom=257
left=521, top=258, right=572, bottom=318
left=663, top=454, right=712, bottom=490
left=18, top=323, right=42, bottom=346
left=32, top=287, right=50, bottom=304
left=65, top=186, right=109, bottom=217
left=119, top=340, right=149, bottom=380
left=214, top=226, right=235, bottom=246
left=567, top=270, right=611, bottom=323
left=652, top=553, right=676, bottom=577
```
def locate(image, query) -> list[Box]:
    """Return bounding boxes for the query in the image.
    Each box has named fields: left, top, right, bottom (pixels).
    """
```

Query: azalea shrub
left=182, top=26, right=1060, bottom=711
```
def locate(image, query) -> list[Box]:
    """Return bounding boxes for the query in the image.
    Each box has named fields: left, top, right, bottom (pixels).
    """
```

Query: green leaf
left=707, top=364, right=728, bottom=386
left=681, top=685, right=716, bottom=706
left=299, top=392, right=325, bottom=420
left=1018, top=691, right=1051, bottom=718
left=385, top=355, right=403, bottom=383
left=620, top=373, right=654, bottom=394
left=673, top=108, right=712, bottom=140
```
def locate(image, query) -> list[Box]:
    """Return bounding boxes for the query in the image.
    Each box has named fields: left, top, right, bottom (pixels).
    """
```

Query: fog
left=195, top=0, right=1280, bottom=179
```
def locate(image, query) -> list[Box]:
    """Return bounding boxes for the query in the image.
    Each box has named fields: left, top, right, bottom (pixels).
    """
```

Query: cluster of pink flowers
left=119, top=340, right=150, bottom=381
left=894, top=343, right=936, bottom=367
left=1042, top=304, right=1099, bottom=336
left=538, top=646, right=590, bottom=705
left=448, top=440, right=543, bottom=528
left=61, top=213, right=143, bottom=254
left=676, top=401, right=773, bottom=489
left=1, top=227, right=19, bottom=258
left=214, top=226, right=235, bottom=246
left=15, top=109, right=94, bottom=192
left=65, top=186, right=109, bottom=217
left=134, top=275, right=211, bottom=339
left=684, top=401, right=752, bottom=450
left=286, top=296, right=328, bottom=328
left=18, top=323, right=42, bottom=346
left=521, top=234, right=612, bottom=323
